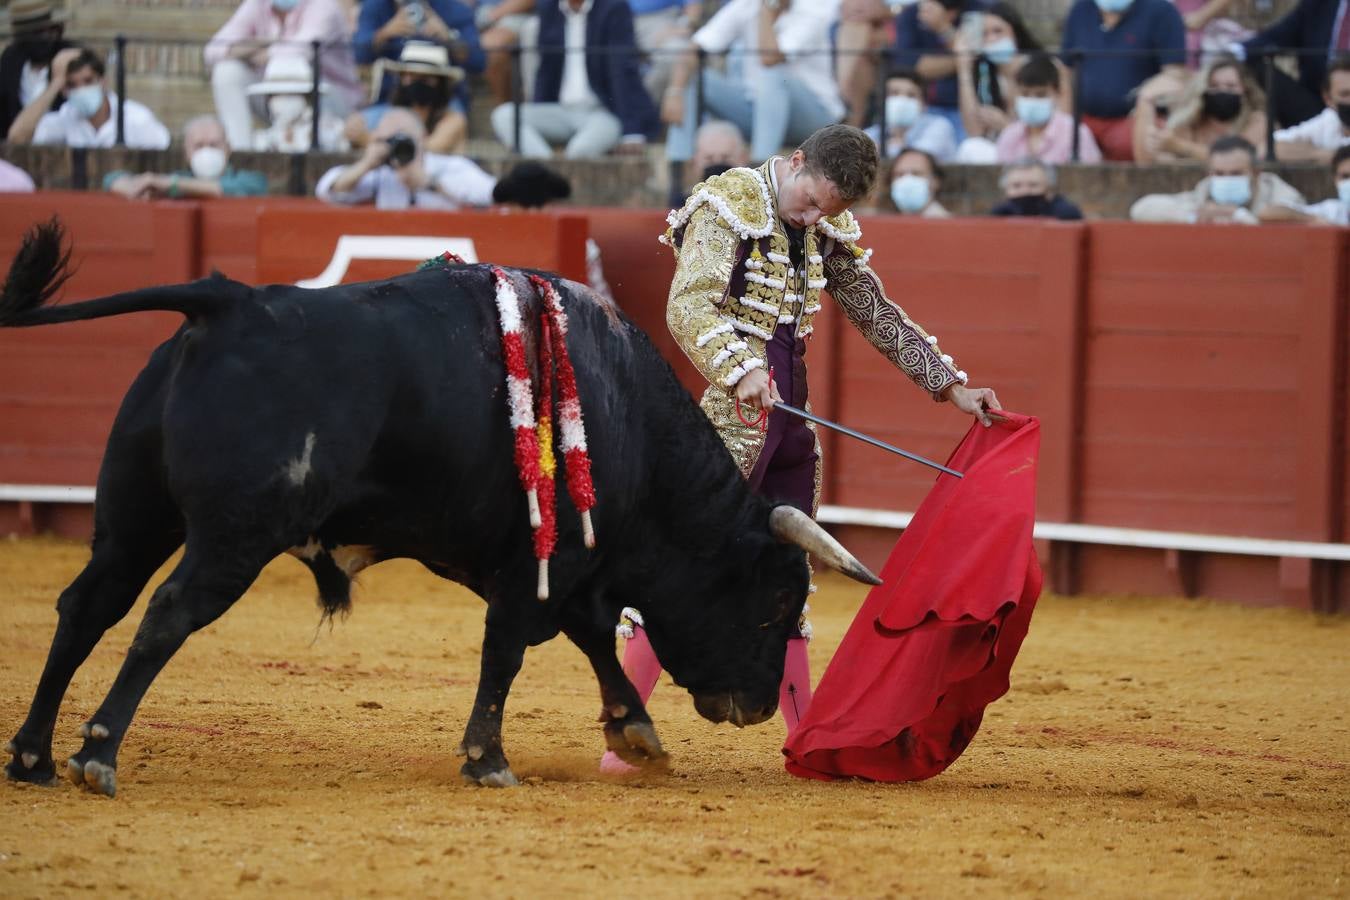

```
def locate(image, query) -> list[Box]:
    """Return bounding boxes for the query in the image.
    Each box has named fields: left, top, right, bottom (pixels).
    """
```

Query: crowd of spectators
left=0, top=0, right=1346, bottom=227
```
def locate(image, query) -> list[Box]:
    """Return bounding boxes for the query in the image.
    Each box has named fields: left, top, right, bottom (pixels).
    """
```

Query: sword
left=773, top=402, right=964, bottom=479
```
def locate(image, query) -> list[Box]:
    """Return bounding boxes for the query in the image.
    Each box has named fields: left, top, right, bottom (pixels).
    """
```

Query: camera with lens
left=385, top=132, right=417, bottom=168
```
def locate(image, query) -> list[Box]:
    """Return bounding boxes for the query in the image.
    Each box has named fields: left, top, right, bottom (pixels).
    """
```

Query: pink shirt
left=996, top=111, right=1102, bottom=165
left=204, top=0, right=361, bottom=110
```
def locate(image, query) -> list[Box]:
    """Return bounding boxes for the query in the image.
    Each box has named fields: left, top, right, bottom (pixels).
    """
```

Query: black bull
left=0, top=222, right=879, bottom=795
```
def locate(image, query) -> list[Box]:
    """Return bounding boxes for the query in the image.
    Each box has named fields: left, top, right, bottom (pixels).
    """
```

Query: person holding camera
left=316, top=106, right=496, bottom=209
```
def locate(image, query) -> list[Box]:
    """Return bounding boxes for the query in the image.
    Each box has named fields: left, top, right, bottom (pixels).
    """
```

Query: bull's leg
left=64, top=544, right=264, bottom=797
left=457, top=606, right=528, bottom=788
left=6, top=535, right=180, bottom=786
left=562, top=617, right=667, bottom=769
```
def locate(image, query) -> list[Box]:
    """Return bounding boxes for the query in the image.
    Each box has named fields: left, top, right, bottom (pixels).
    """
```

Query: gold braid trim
left=823, top=241, right=964, bottom=398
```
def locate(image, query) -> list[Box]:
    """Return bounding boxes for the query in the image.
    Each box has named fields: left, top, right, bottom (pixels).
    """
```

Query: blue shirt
left=354, top=0, right=486, bottom=73
left=626, top=0, right=685, bottom=14
left=892, top=0, right=987, bottom=110
left=1061, top=0, right=1185, bottom=119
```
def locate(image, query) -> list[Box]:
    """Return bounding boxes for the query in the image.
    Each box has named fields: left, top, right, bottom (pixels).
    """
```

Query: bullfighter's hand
left=735, top=367, right=781, bottom=412
left=943, top=383, right=1002, bottom=427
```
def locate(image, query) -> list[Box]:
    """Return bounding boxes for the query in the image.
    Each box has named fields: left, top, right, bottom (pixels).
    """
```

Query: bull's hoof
left=4, top=740, right=57, bottom=785
left=460, top=759, right=519, bottom=788
left=66, top=756, right=117, bottom=797
left=604, top=720, right=668, bottom=768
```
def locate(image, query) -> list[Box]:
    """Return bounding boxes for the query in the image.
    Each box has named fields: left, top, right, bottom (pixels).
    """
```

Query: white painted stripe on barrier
left=3, top=488, right=1346, bottom=561
left=816, top=504, right=1350, bottom=562
left=0, top=485, right=97, bottom=503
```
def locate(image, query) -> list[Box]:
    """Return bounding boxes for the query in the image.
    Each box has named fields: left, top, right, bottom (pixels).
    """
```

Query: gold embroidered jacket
left=663, top=160, right=967, bottom=477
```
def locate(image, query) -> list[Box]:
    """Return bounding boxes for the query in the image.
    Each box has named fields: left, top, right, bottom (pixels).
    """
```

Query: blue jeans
left=666, top=65, right=838, bottom=163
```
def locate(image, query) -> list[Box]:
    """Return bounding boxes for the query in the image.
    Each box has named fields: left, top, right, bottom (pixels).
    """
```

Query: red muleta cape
left=783, top=412, right=1042, bottom=782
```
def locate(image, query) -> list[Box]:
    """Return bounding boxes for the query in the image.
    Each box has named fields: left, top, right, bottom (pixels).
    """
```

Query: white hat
left=384, top=41, right=463, bottom=79
left=245, top=55, right=329, bottom=96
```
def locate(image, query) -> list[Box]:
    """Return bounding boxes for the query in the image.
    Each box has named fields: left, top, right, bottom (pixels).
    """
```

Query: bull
left=0, top=221, right=879, bottom=796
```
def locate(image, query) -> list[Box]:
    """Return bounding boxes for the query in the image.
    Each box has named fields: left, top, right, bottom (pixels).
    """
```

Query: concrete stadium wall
left=0, top=194, right=1344, bottom=610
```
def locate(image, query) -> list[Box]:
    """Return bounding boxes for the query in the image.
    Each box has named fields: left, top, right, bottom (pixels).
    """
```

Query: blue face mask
left=1209, top=174, right=1252, bottom=207
left=890, top=174, right=931, bottom=213
left=1337, top=177, right=1350, bottom=205
left=67, top=83, right=104, bottom=119
left=1094, top=0, right=1132, bottom=12
left=1015, top=96, right=1054, bottom=127
left=272, top=0, right=300, bottom=11
left=983, top=37, right=1017, bottom=65
left=885, top=95, right=922, bottom=129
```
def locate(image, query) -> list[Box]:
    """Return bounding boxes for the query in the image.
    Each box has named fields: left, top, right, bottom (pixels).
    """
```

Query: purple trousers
left=747, top=324, right=817, bottom=515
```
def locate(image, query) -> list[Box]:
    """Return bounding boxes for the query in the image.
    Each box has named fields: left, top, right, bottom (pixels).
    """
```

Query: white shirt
left=316, top=152, right=498, bottom=210
left=693, top=0, right=843, bottom=121
left=559, top=0, right=600, bottom=109
left=19, top=62, right=48, bottom=107
left=32, top=93, right=171, bottom=149
left=1273, top=107, right=1350, bottom=149
left=1298, top=198, right=1350, bottom=226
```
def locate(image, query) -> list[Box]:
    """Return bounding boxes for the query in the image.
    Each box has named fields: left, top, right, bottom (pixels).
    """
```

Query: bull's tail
left=0, top=218, right=236, bottom=329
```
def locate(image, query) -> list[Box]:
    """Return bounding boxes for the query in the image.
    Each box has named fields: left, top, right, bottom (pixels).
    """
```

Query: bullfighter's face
left=776, top=150, right=850, bottom=230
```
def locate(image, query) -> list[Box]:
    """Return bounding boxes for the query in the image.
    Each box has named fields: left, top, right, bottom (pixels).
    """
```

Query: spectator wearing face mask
left=248, top=56, right=350, bottom=151
left=866, top=67, right=958, bottom=161
left=1061, top=0, right=1187, bottom=161
left=346, top=41, right=466, bottom=154
left=354, top=0, right=483, bottom=143
left=1130, top=135, right=1305, bottom=224
left=1239, top=0, right=1349, bottom=129
left=951, top=2, right=1044, bottom=158
left=1273, top=56, right=1350, bottom=165
left=8, top=47, right=169, bottom=149
left=492, top=161, right=616, bottom=306
left=887, top=147, right=951, bottom=217
left=104, top=115, right=268, bottom=200
left=1133, top=53, right=1265, bottom=163
left=1261, top=144, right=1350, bottom=225
left=894, top=0, right=990, bottom=140
left=669, top=119, right=752, bottom=208
left=316, top=106, right=496, bottom=209
left=0, top=0, right=76, bottom=137
left=205, top=0, right=361, bottom=151
left=996, top=53, right=1100, bottom=164
left=990, top=158, right=1083, bottom=220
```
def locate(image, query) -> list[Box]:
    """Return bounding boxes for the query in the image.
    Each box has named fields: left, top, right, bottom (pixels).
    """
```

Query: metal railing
left=1, top=30, right=1342, bottom=168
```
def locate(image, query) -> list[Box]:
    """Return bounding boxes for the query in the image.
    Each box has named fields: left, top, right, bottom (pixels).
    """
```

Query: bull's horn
left=769, top=506, right=883, bottom=586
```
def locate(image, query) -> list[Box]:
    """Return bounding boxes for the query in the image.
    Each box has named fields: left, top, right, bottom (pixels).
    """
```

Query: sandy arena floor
left=0, top=537, right=1346, bottom=898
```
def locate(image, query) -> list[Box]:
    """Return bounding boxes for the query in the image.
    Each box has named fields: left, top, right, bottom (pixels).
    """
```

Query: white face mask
left=68, top=83, right=104, bottom=119
left=268, top=94, right=309, bottom=126
left=189, top=146, right=228, bottom=180
left=885, top=95, right=922, bottom=129
left=1338, top=177, right=1350, bottom=205
left=890, top=174, right=931, bottom=213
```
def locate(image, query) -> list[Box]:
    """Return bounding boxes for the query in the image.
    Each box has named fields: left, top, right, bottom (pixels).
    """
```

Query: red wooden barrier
left=0, top=194, right=196, bottom=536
left=254, top=207, right=589, bottom=286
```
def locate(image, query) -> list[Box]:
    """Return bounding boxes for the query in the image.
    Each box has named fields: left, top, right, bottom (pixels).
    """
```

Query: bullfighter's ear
left=768, top=506, right=882, bottom=586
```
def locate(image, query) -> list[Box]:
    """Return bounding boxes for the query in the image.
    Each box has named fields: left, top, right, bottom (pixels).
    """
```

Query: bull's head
left=641, top=506, right=880, bottom=728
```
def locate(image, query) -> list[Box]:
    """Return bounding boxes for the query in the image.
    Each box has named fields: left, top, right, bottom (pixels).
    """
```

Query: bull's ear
left=768, top=506, right=882, bottom=586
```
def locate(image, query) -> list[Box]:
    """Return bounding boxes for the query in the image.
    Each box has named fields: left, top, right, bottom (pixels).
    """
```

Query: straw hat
left=382, top=40, right=463, bottom=81
left=245, top=55, right=329, bottom=96
left=4, top=0, right=67, bottom=34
